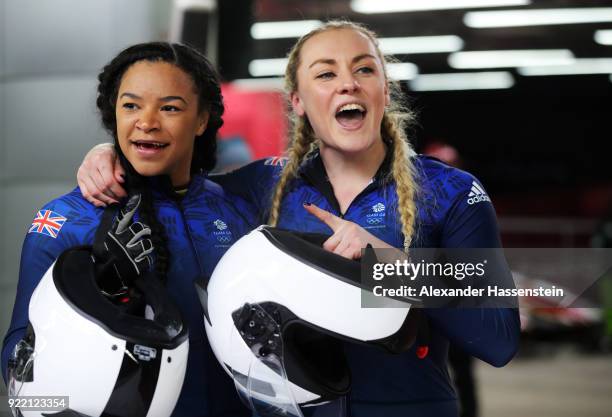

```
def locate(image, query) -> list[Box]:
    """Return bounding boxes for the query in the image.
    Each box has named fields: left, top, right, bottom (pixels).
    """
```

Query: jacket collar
left=298, top=148, right=393, bottom=187
left=295, top=149, right=393, bottom=217
left=148, top=173, right=206, bottom=201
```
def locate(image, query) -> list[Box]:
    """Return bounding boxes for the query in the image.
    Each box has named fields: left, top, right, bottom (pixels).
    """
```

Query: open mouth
left=131, top=140, right=169, bottom=151
left=335, top=103, right=367, bottom=129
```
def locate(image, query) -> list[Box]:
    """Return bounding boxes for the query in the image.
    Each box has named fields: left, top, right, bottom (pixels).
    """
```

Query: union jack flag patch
left=29, top=210, right=67, bottom=238
left=264, top=156, right=288, bottom=167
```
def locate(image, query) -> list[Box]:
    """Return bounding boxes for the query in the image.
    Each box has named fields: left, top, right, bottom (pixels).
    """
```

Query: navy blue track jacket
left=2, top=174, right=255, bottom=417
left=214, top=153, right=521, bottom=417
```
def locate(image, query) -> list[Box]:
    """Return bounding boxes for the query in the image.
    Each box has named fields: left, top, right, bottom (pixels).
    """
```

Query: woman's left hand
left=303, top=203, right=393, bottom=259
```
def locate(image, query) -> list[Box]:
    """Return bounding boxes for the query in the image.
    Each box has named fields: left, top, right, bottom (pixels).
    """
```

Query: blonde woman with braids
left=76, top=21, right=519, bottom=417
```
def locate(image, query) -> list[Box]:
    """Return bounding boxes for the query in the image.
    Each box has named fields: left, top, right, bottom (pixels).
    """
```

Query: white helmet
left=202, top=226, right=419, bottom=413
left=7, top=246, right=189, bottom=417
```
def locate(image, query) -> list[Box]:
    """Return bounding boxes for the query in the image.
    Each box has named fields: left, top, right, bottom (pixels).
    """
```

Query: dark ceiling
left=208, top=1, right=612, bottom=203
left=255, top=1, right=611, bottom=195
left=252, top=0, right=612, bottom=89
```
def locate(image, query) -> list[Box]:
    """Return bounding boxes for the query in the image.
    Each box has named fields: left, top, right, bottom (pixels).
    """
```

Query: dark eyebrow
left=119, top=92, right=187, bottom=104
left=308, top=58, right=335, bottom=69
left=308, top=54, right=378, bottom=69
left=160, top=96, right=187, bottom=104
left=119, top=92, right=141, bottom=100
left=353, top=54, right=377, bottom=64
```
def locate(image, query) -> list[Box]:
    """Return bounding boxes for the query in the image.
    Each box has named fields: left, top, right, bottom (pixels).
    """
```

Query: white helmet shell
left=8, top=247, right=189, bottom=417
left=204, top=226, right=418, bottom=408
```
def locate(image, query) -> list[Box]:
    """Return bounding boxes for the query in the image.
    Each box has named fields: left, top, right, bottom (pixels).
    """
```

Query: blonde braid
left=382, top=113, right=418, bottom=251
left=268, top=118, right=314, bottom=226
left=266, top=19, right=327, bottom=226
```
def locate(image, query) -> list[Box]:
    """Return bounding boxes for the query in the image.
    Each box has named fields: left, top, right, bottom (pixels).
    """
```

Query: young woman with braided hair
left=266, top=22, right=418, bottom=254
left=3, top=42, right=255, bottom=417
left=75, top=21, right=519, bottom=417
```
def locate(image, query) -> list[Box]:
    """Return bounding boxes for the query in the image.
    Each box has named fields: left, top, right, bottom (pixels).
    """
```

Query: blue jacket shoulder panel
left=202, top=176, right=259, bottom=228
left=2, top=188, right=102, bottom=380
left=209, top=157, right=285, bottom=222
left=182, top=175, right=258, bottom=227
left=414, top=156, right=502, bottom=248
left=412, top=157, right=519, bottom=366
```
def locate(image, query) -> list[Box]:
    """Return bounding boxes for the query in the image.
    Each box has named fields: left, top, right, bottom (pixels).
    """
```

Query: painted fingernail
left=303, top=202, right=311, bottom=206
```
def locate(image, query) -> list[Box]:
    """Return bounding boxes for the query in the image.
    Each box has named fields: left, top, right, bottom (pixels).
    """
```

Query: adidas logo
left=467, top=181, right=491, bottom=205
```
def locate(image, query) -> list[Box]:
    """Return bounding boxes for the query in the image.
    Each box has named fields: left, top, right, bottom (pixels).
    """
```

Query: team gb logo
left=372, top=203, right=385, bottom=213
left=214, top=219, right=227, bottom=230
left=366, top=202, right=386, bottom=226
left=213, top=219, right=232, bottom=244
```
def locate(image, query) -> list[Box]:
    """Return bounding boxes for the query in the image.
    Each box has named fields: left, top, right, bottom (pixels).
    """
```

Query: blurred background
left=1, top=0, right=611, bottom=416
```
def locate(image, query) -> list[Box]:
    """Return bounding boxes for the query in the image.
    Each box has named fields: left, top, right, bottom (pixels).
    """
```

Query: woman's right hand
left=77, top=143, right=127, bottom=207
left=303, top=202, right=395, bottom=259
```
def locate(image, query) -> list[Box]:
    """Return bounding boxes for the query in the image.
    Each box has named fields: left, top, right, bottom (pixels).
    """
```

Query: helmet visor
left=7, top=338, right=35, bottom=416
left=230, top=302, right=303, bottom=417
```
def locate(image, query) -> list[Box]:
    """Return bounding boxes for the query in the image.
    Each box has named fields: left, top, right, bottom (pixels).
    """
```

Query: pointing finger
left=303, top=202, right=343, bottom=232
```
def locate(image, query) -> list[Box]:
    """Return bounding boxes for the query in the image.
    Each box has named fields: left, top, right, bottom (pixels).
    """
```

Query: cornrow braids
left=96, top=42, right=224, bottom=277
left=268, top=117, right=316, bottom=225
left=97, top=42, right=223, bottom=174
